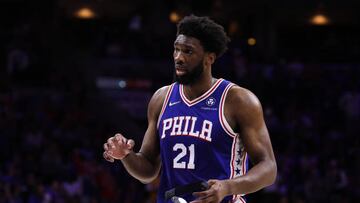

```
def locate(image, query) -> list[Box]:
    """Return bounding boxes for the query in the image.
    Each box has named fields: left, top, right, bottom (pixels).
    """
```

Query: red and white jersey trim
left=220, top=83, right=248, bottom=203
left=232, top=196, right=246, bottom=203
left=157, top=84, right=175, bottom=128
left=179, top=78, right=224, bottom=107
left=219, top=83, right=237, bottom=138
left=230, top=137, right=248, bottom=201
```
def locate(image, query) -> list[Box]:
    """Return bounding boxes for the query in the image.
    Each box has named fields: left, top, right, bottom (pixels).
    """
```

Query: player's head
left=177, top=15, right=230, bottom=58
left=174, top=15, right=230, bottom=84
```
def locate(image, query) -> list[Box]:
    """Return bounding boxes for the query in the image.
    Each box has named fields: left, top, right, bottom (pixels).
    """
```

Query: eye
left=184, top=49, right=193, bottom=55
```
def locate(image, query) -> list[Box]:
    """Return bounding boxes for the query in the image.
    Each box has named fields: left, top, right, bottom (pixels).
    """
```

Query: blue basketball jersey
left=157, top=79, right=248, bottom=203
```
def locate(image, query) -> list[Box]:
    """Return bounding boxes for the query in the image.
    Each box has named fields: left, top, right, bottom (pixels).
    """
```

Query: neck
left=183, top=72, right=216, bottom=101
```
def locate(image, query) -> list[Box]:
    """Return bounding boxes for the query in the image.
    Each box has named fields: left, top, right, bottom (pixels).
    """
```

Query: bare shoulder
left=226, top=85, right=262, bottom=111
left=148, top=85, right=172, bottom=119
left=225, top=84, right=264, bottom=126
left=151, top=85, right=171, bottom=103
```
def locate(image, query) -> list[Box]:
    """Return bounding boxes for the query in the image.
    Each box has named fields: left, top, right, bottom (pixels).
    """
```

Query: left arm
left=192, top=86, right=277, bottom=202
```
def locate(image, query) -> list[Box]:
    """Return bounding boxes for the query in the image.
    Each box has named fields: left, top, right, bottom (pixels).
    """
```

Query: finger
left=190, top=199, right=206, bottom=203
left=205, top=195, right=216, bottom=202
left=197, top=194, right=216, bottom=203
left=103, top=152, right=114, bottom=162
left=208, top=179, right=217, bottom=186
left=108, top=156, right=115, bottom=163
left=103, top=151, right=110, bottom=159
left=193, top=191, right=209, bottom=198
left=103, top=143, right=109, bottom=151
left=127, top=139, right=135, bottom=149
left=115, top=133, right=123, bottom=141
left=107, top=137, right=115, bottom=149
left=120, top=136, right=127, bottom=145
left=117, top=137, right=127, bottom=148
left=190, top=195, right=215, bottom=203
left=117, top=137, right=127, bottom=147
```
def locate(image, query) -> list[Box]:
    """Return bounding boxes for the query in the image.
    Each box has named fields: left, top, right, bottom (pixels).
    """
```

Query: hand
left=190, top=179, right=229, bottom=203
left=103, top=133, right=135, bottom=162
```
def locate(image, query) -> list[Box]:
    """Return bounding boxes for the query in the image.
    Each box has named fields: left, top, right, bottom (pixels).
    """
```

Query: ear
left=205, top=52, right=216, bottom=66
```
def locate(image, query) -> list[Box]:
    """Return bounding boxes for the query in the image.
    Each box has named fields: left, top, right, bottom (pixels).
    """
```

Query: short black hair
left=176, top=15, right=230, bottom=58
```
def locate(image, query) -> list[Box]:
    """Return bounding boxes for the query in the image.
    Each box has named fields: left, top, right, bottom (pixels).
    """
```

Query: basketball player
left=103, top=15, right=277, bottom=203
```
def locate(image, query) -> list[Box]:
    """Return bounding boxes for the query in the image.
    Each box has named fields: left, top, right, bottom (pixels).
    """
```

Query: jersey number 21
left=173, top=143, right=195, bottom=169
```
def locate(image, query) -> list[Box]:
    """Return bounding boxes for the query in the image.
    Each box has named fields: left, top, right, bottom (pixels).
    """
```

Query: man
left=103, top=15, right=277, bottom=203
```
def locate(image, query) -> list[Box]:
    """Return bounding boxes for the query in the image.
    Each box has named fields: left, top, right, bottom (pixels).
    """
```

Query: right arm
left=103, top=86, right=169, bottom=183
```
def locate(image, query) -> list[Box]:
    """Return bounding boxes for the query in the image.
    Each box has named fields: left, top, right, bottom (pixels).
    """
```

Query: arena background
left=0, top=0, right=359, bottom=202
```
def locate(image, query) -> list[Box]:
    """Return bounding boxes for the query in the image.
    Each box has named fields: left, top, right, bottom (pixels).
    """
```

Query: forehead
left=174, top=34, right=203, bottom=49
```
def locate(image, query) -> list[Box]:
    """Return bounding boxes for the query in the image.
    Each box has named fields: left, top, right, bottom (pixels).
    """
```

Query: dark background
left=0, top=0, right=359, bottom=202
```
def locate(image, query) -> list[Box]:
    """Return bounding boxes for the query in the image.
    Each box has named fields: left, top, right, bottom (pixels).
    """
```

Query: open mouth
left=175, top=66, right=187, bottom=75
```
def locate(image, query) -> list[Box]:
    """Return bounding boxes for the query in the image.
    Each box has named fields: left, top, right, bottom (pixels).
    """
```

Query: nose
left=174, top=50, right=185, bottom=64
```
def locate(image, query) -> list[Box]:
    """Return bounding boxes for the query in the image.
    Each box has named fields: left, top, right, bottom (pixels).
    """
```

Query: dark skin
left=103, top=34, right=277, bottom=202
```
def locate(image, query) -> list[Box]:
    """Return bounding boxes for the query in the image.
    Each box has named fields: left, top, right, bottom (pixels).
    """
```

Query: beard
left=174, top=60, right=204, bottom=85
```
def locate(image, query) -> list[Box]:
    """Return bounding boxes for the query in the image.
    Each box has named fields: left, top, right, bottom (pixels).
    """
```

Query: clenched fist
left=103, top=133, right=135, bottom=162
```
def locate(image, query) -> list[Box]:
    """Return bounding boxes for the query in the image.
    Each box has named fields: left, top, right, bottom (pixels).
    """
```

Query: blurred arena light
left=310, top=3, right=330, bottom=26
left=169, top=11, right=181, bottom=23
left=118, top=80, right=127, bottom=88
left=310, top=13, right=330, bottom=25
left=74, top=7, right=96, bottom=19
left=248, top=37, right=256, bottom=46
left=96, top=77, right=152, bottom=90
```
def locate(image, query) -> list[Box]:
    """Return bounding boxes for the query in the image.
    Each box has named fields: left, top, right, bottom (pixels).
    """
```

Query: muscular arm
left=190, top=85, right=277, bottom=203
left=224, top=86, right=277, bottom=194
left=114, top=86, right=168, bottom=183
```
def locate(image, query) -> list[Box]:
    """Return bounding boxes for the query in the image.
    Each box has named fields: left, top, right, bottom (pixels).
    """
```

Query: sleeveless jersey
left=157, top=79, right=248, bottom=203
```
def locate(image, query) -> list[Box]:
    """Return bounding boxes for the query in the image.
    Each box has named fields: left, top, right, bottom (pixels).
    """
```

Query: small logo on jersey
left=169, top=101, right=181, bottom=106
left=206, top=97, right=216, bottom=106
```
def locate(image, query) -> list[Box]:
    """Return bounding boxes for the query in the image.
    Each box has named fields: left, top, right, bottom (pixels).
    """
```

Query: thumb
left=127, top=139, right=135, bottom=149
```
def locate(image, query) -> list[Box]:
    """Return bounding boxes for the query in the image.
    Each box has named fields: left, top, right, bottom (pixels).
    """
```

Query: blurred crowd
left=1, top=12, right=360, bottom=203
left=237, top=62, right=360, bottom=203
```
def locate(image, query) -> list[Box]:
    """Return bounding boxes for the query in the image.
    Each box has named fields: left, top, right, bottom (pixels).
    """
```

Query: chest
left=160, top=96, right=223, bottom=137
